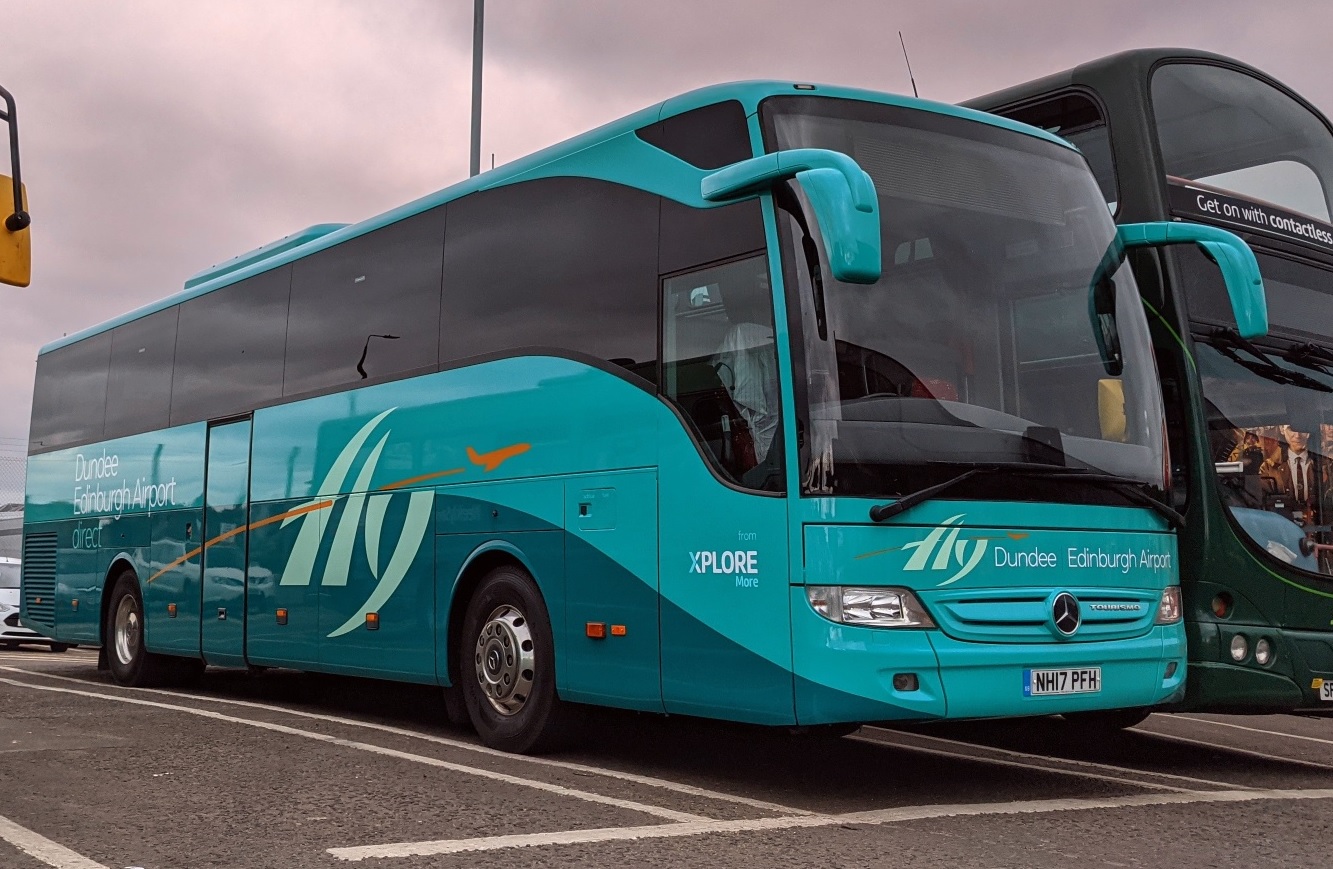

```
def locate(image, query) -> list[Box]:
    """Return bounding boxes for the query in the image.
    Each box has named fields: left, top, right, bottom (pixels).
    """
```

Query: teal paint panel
left=52, top=520, right=102, bottom=643
left=804, top=522, right=1176, bottom=594
left=435, top=530, right=565, bottom=690
left=202, top=420, right=251, bottom=667
left=436, top=480, right=564, bottom=535
left=246, top=499, right=321, bottom=667
left=248, top=358, right=659, bottom=504
left=317, top=489, right=437, bottom=682
left=797, top=496, right=1170, bottom=533
left=25, top=424, right=207, bottom=524
left=145, top=509, right=203, bottom=655
left=101, top=513, right=152, bottom=549
left=562, top=471, right=662, bottom=712
left=658, top=595, right=796, bottom=725
left=789, top=587, right=946, bottom=723
left=658, top=433, right=793, bottom=721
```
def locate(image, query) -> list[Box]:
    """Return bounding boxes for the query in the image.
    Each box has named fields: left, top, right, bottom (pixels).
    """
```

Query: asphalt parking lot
left=2, top=646, right=1331, bottom=869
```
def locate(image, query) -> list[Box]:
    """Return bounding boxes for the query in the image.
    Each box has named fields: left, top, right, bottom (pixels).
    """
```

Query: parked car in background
left=0, top=556, right=68, bottom=651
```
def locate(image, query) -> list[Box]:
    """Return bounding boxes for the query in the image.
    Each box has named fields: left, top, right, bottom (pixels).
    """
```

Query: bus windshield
left=1153, top=62, right=1333, bottom=224
left=1181, top=246, right=1333, bottom=575
left=763, top=97, right=1167, bottom=498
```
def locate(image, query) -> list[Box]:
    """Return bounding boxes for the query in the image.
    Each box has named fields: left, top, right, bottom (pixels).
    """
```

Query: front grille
left=925, top=586, right=1159, bottom=644
left=21, top=532, right=58, bottom=628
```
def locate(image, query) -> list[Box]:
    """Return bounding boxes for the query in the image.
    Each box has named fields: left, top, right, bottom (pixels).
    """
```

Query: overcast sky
left=3, top=0, right=1332, bottom=450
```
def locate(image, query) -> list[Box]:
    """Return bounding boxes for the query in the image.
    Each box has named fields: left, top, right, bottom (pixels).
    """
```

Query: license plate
left=1321, top=682, right=1333, bottom=702
left=1024, top=667, right=1102, bottom=696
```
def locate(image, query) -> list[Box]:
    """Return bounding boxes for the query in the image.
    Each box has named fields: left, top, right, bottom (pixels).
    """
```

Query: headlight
left=807, top=586, right=935, bottom=628
left=1229, top=634, right=1249, bottom=662
left=1254, top=637, right=1274, bottom=666
left=0, top=602, right=10, bottom=613
left=1154, top=586, right=1183, bottom=625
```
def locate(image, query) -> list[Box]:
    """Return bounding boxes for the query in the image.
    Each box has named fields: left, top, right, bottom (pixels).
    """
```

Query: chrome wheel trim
left=113, top=594, right=140, bottom=667
left=473, top=604, right=535, bottom=716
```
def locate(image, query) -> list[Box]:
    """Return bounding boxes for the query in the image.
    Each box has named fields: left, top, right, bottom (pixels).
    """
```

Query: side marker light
left=276, top=608, right=288, bottom=626
left=610, top=625, right=627, bottom=637
left=586, top=622, right=606, bottom=639
left=365, top=612, right=379, bottom=631
left=167, top=603, right=177, bottom=618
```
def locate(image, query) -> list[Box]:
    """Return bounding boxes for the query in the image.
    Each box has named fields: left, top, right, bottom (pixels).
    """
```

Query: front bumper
left=791, top=587, right=1186, bottom=724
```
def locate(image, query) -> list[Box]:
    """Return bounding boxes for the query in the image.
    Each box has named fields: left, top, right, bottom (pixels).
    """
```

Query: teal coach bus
left=970, top=49, right=1333, bottom=715
left=22, top=81, right=1265, bottom=751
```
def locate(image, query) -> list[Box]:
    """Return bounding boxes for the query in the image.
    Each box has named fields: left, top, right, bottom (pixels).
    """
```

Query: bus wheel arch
left=444, top=546, right=535, bottom=729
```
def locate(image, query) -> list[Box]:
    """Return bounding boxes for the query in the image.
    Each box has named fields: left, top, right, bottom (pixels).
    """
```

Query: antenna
left=898, top=31, right=918, bottom=98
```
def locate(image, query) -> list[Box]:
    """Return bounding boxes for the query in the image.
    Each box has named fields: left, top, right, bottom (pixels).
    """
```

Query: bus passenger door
left=201, top=419, right=252, bottom=667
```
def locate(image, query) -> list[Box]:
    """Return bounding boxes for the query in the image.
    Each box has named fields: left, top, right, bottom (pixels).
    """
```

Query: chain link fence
left=0, top=440, right=24, bottom=509
left=0, top=440, right=24, bottom=558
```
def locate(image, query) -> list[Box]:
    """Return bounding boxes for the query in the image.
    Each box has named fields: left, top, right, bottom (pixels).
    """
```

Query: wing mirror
left=701, top=148, right=881, bottom=284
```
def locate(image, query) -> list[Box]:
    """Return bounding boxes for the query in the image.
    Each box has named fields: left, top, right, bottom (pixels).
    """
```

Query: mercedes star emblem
left=1052, top=592, right=1081, bottom=636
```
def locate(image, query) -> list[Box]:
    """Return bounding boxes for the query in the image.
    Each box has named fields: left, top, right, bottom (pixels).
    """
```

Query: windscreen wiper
left=869, top=464, right=1183, bottom=529
left=1284, top=342, right=1333, bottom=376
left=1203, top=328, right=1333, bottom=393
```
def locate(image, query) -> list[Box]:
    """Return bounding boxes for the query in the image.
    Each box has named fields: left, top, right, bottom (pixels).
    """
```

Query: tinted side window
left=172, top=265, right=292, bottom=425
left=29, top=332, right=112, bottom=453
left=440, top=178, right=658, bottom=384
left=104, top=306, right=179, bottom=439
left=659, top=198, right=766, bottom=276
left=1003, top=93, right=1118, bottom=211
left=636, top=100, right=753, bottom=170
left=284, top=209, right=446, bottom=397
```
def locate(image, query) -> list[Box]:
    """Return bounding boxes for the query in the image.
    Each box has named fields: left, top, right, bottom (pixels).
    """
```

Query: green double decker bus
left=972, top=48, right=1333, bottom=713
left=22, top=81, right=1262, bottom=751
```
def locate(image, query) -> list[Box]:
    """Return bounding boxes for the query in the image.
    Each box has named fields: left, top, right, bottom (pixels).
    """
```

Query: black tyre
left=460, top=565, right=578, bottom=753
left=1062, top=707, right=1151, bottom=732
left=48, top=643, right=70, bottom=653
left=105, top=569, right=194, bottom=687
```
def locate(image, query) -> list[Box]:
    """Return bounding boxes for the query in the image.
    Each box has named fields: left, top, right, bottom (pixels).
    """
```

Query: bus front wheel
left=460, top=565, right=577, bottom=754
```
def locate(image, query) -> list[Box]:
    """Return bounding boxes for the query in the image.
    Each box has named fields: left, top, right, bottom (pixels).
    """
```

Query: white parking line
left=1138, top=727, right=1333, bottom=771
left=0, top=814, right=107, bottom=869
left=1174, top=714, right=1333, bottom=748
left=859, top=726, right=1255, bottom=791
left=326, top=787, right=1333, bottom=860
left=0, top=665, right=811, bottom=817
left=0, top=676, right=703, bottom=823
left=851, top=730, right=1188, bottom=792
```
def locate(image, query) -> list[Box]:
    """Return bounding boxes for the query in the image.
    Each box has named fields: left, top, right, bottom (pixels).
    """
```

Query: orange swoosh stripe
left=379, top=468, right=464, bottom=490
left=146, top=499, right=334, bottom=583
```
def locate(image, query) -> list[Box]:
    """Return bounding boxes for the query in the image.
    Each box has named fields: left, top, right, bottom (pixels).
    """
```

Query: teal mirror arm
left=1118, top=222, right=1268, bottom=339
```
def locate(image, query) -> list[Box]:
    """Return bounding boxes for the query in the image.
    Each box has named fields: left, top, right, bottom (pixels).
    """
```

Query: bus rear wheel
left=460, top=565, right=577, bottom=754
left=105, top=569, right=191, bottom=687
